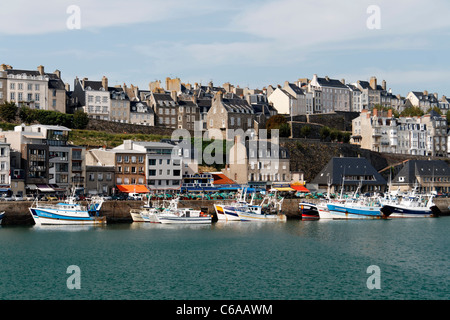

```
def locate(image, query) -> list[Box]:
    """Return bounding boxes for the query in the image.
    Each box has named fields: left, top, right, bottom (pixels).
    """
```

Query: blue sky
left=1, top=0, right=449, bottom=97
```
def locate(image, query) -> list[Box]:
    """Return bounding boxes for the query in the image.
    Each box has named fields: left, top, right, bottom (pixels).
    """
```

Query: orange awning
left=291, top=184, right=309, bottom=192
left=116, top=185, right=149, bottom=193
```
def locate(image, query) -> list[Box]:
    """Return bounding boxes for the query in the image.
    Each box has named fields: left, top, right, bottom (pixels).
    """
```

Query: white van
left=128, top=193, right=142, bottom=200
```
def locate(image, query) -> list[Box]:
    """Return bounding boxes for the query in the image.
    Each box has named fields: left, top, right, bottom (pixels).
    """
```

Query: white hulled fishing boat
left=29, top=194, right=105, bottom=225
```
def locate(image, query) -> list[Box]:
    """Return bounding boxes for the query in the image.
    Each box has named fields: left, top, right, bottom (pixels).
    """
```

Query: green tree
left=400, top=106, right=424, bottom=117
left=300, top=125, right=311, bottom=138
left=279, top=123, right=291, bottom=137
left=0, top=101, right=18, bottom=122
left=319, top=126, right=331, bottom=140
left=73, top=110, right=89, bottom=129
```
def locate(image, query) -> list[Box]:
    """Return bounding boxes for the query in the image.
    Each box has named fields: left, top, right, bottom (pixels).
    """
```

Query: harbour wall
left=1, top=198, right=449, bottom=225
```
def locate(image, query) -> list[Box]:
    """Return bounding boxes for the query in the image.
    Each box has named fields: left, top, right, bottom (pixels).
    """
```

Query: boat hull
left=237, top=210, right=286, bottom=222
left=29, top=208, right=106, bottom=225
left=299, top=203, right=320, bottom=220
left=0, top=211, right=4, bottom=225
left=221, top=206, right=242, bottom=221
left=326, top=203, right=386, bottom=220
left=214, top=204, right=228, bottom=221
left=158, top=215, right=211, bottom=224
left=380, top=204, right=438, bottom=218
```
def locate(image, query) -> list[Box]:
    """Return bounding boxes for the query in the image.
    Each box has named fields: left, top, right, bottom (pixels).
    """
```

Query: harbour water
left=0, top=217, right=449, bottom=300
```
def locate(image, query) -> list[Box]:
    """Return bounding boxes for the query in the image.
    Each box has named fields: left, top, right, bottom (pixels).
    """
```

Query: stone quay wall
left=1, top=198, right=449, bottom=225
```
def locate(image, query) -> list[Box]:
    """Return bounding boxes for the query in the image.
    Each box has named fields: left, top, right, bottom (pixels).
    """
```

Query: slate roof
left=312, top=157, right=386, bottom=186
left=392, top=160, right=450, bottom=184
left=221, top=97, right=254, bottom=114
left=316, top=77, right=348, bottom=89
left=410, top=91, right=439, bottom=103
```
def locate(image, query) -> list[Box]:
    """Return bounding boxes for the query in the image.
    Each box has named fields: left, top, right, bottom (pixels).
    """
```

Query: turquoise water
left=0, top=218, right=449, bottom=300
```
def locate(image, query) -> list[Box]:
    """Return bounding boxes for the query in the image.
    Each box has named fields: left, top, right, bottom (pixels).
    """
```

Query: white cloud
left=230, top=0, right=450, bottom=49
left=0, top=0, right=223, bottom=35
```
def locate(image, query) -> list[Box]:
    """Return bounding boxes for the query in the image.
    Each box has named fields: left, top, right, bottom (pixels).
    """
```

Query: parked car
left=13, top=195, right=24, bottom=201
left=46, top=195, right=58, bottom=201
left=128, top=193, right=142, bottom=200
left=2, top=196, right=14, bottom=201
left=25, top=195, right=35, bottom=201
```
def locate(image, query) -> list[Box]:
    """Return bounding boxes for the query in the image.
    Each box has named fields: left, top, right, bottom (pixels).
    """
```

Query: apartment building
left=352, top=109, right=447, bottom=156
left=0, top=142, right=11, bottom=193
left=354, top=77, right=387, bottom=110
left=222, top=137, right=291, bottom=188
left=129, top=101, right=154, bottom=126
left=149, top=92, right=178, bottom=128
left=3, top=124, right=85, bottom=194
left=406, top=91, right=439, bottom=112
left=0, top=69, right=6, bottom=104
left=206, top=92, right=255, bottom=138
left=72, top=76, right=110, bottom=120
left=110, top=87, right=130, bottom=123
left=308, top=74, right=351, bottom=113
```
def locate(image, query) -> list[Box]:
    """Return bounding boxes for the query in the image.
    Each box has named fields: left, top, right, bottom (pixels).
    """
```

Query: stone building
left=206, top=92, right=255, bottom=139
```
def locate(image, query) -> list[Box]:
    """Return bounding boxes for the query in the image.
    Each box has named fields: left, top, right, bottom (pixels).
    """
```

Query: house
left=406, top=91, right=439, bottom=112
left=110, top=86, right=131, bottom=123
left=391, top=160, right=450, bottom=193
left=176, top=95, right=200, bottom=131
left=85, top=165, right=115, bottom=196
left=72, top=76, right=110, bottom=120
left=1, top=64, right=63, bottom=111
left=148, top=91, right=178, bottom=128
left=354, top=77, right=387, bottom=110
left=308, top=74, right=351, bottom=113
left=0, top=141, right=11, bottom=195
left=421, top=110, right=448, bottom=157
left=2, top=124, right=85, bottom=195
left=0, top=67, right=7, bottom=104
left=129, top=101, right=154, bottom=126
left=310, top=156, right=387, bottom=194
left=222, top=137, right=291, bottom=189
left=206, top=92, right=255, bottom=138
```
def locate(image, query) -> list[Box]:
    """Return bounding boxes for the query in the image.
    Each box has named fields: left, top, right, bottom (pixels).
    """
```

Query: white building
left=73, top=76, right=110, bottom=120
left=2, top=65, right=50, bottom=110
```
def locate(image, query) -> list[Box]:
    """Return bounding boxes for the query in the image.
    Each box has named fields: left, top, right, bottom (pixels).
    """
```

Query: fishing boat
left=380, top=192, right=439, bottom=218
left=299, top=202, right=320, bottom=220
left=130, top=195, right=162, bottom=223
left=0, top=211, right=4, bottom=225
left=236, top=190, right=286, bottom=222
left=157, top=198, right=212, bottom=224
left=29, top=195, right=105, bottom=225
left=326, top=198, right=388, bottom=220
left=214, top=188, right=252, bottom=221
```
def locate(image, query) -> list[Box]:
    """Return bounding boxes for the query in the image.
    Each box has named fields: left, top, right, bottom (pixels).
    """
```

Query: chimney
left=65, top=83, right=70, bottom=91
left=215, top=91, right=223, bottom=102
left=171, top=90, right=178, bottom=102
left=102, top=76, right=108, bottom=91
left=382, top=80, right=386, bottom=91
left=191, top=95, right=197, bottom=104
left=0, top=64, right=6, bottom=71
left=434, top=93, right=438, bottom=99
left=37, top=65, right=44, bottom=75
left=370, top=77, right=377, bottom=90
left=423, top=90, right=428, bottom=96
left=340, top=79, right=345, bottom=85
left=82, top=77, right=88, bottom=88
left=54, top=69, right=61, bottom=79
left=123, top=140, right=133, bottom=150
left=325, top=76, right=330, bottom=81
left=373, top=108, right=378, bottom=117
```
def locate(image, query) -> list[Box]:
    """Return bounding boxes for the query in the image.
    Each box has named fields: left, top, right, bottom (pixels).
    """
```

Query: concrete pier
left=1, top=198, right=449, bottom=225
